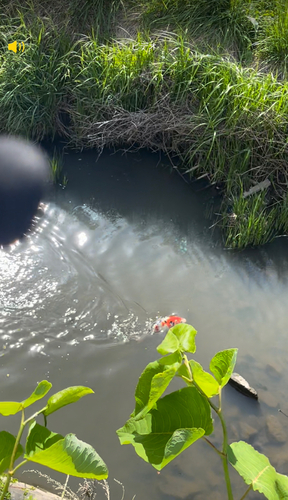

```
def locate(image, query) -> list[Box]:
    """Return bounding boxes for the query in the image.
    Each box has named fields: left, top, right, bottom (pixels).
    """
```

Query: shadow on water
left=1, top=144, right=288, bottom=499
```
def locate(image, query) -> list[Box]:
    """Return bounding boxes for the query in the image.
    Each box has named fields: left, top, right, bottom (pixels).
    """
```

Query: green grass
left=50, top=149, right=68, bottom=187
left=0, top=10, right=73, bottom=140
left=255, top=0, right=288, bottom=76
left=220, top=188, right=288, bottom=249
left=1, top=0, right=123, bottom=41
left=1, top=0, right=288, bottom=248
left=220, top=188, right=274, bottom=249
left=127, top=0, right=259, bottom=62
left=127, top=0, right=288, bottom=68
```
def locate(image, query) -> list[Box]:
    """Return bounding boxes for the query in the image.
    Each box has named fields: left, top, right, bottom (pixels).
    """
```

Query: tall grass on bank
left=0, top=0, right=123, bottom=40
left=128, top=0, right=288, bottom=67
left=255, top=0, right=288, bottom=76
left=128, top=0, right=258, bottom=61
left=69, top=36, right=288, bottom=181
left=0, top=12, right=73, bottom=140
left=62, top=35, right=288, bottom=248
left=221, top=188, right=288, bottom=249
left=1, top=2, right=288, bottom=247
left=220, top=188, right=274, bottom=249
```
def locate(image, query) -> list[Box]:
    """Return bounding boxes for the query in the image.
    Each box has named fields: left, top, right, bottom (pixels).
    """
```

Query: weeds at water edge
left=23, top=471, right=136, bottom=500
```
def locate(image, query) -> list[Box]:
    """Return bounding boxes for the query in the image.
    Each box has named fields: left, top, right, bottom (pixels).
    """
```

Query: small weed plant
left=0, top=383, right=108, bottom=500
left=117, top=323, right=288, bottom=499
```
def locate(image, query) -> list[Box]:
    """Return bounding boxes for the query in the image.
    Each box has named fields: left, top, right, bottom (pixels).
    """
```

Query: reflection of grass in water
left=50, top=149, right=68, bottom=187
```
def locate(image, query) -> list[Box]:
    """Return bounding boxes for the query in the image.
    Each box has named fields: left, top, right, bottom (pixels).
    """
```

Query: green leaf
left=0, top=431, right=24, bottom=473
left=0, top=402, right=22, bottom=416
left=157, top=324, right=197, bottom=355
left=25, top=422, right=108, bottom=479
left=228, top=441, right=288, bottom=499
left=210, top=349, right=237, bottom=387
left=44, top=386, right=94, bottom=417
left=26, top=422, right=63, bottom=455
left=22, top=380, right=52, bottom=409
left=0, top=381, right=52, bottom=415
left=133, top=352, right=182, bottom=418
left=157, top=330, right=180, bottom=354
left=177, top=362, right=192, bottom=382
left=117, top=386, right=213, bottom=470
left=189, top=360, right=219, bottom=397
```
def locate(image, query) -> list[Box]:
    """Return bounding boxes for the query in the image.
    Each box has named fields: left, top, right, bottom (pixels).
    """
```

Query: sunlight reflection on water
left=0, top=148, right=288, bottom=499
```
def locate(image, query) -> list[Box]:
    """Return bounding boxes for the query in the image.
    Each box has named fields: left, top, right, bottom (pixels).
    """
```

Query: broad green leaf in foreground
left=133, top=352, right=182, bottom=418
left=210, top=348, right=237, bottom=388
left=117, top=386, right=213, bottom=470
left=228, top=441, right=288, bottom=499
left=157, top=324, right=197, bottom=355
left=0, top=431, right=24, bottom=473
left=26, top=422, right=63, bottom=455
left=25, top=422, right=108, bottom=479
left=189, top=360, right=219, bottom=398
left=22, top=380, right=52, bottom=409
left=44, top=386, right=94, bottom=417
left=0, top=402, right=22, bottom=416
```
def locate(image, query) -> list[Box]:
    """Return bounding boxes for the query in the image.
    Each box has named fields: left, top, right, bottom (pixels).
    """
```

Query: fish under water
left=153, top=315, right=186, bottom=333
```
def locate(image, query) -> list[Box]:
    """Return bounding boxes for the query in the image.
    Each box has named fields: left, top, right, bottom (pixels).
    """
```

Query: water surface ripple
left=0, top=148, right=288, bottom=500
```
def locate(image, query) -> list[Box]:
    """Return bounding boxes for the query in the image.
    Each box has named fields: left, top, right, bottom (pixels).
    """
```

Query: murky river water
left=1, top=146, right=288, bottom=500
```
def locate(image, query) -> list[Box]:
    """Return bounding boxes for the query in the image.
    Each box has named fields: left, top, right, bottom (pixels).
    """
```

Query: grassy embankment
left=0, top=0, right=288, bottom=248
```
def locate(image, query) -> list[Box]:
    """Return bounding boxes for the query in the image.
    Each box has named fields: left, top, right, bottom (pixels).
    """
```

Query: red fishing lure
left=153, top=315, right=186, bottom=332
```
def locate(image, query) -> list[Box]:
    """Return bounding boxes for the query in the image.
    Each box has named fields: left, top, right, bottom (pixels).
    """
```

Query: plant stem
left=219, top=386, right=222, bottom=411
left=203, top=437, right=225, bottom=457
left=0, top=409, right=26, bottom=500
left=182, top=356, right=233, bottom=498
left=23, top=406, right=48, bottom=426
left=61, top=475, right=69, bottom=500
left=221, top=450, right=234, bottom=500
left=190, top=377, right=219, bottom=413
left=183, top=355, right=193, bottom=382
left=217, top=404, right=234, bottom=500
left=12, top=459, right=28, bottom=474
left=239, top=484, right=253, bottom=500
left=10, top=409, right=26, bottom=470
left=0, top=475, right=11, bottom=500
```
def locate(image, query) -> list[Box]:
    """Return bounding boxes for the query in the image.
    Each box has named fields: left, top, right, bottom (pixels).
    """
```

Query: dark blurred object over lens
left=0, top=136, right=50, bottom=246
